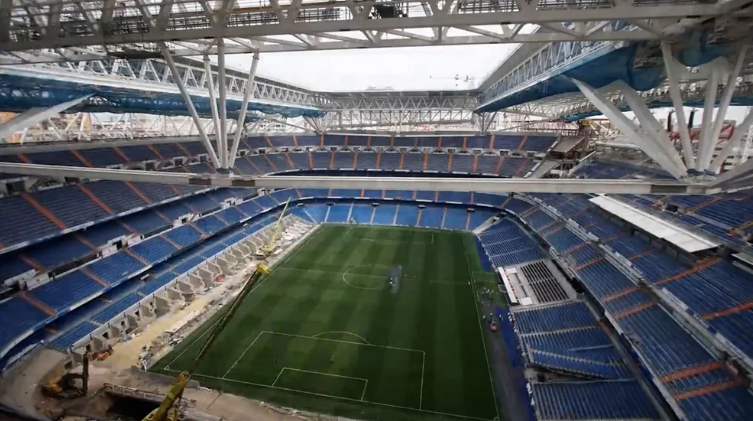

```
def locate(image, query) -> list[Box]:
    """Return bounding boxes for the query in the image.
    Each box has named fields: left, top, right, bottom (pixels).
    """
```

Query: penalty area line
left=161, top=368, right=492, bottom=421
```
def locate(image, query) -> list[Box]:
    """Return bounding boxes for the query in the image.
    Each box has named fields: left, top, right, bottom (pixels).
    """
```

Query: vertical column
left=203, top=55, right=221, bottom=144
left=696, top=64, right=720, bottom=172
left=230, top=52, right=260, bottom=168
left=661, top=42, right=695, bottom=169
left=701, top=45, right=748, bottom=172
left=160, top=43, right=220, bottom=167
left=217, top=39, right=229, bottom=169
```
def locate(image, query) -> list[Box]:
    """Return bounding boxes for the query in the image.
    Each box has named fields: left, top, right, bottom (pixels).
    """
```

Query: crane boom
left=261, top=199, right=290, bottom=254
left=144, top=263, right=271, bottom=421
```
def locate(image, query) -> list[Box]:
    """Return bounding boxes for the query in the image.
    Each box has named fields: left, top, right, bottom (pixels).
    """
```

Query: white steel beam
left=230, top=52, right=260, bottom=169
left=571, top=78, right=686, bottom=179
left=709, top=107, right=753, bottom=173
left=701, top=45, right=748, bottom=172
left=615, top=80, right=687, bottom=175
left=1, top=4, right=726, bottom=52
left=203, top=55, right=222, bottom=149
left=0, top=162, right=709, bottom=195
left=218, top=39, right=229, bottom=169
left=0, top=95, right=92, bottom=140
left=697, top=63, right=721, bottom=172
left=662, top=42, right=695, bottom=169
left=709, top=158, right=753, bottom=188
left=160, top=43, right=221, bottom=168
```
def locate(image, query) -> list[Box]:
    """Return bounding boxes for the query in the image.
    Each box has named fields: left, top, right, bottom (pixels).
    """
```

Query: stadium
left=1, top=2, right=753, bottom=421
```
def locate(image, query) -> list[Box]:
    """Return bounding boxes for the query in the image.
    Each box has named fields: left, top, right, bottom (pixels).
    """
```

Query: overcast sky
left=224, top=44, right=519, bottom=91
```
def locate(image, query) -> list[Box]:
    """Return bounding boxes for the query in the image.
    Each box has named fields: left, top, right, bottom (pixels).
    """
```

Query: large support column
left=160, top=43, right=221, bottom=168
left=701, top=45, right=748, bottom=172
left=571, top=78, right=685, bottom=179
left=709, top=107, right=753, bottom=174
left=218, top=39, right=229, bottom=169
left=696, top=63, right=720, bottom=172
left=0, top=95, right=92, bottom=139
left=230, top=52, right=260, bottom=169
left=615, top=80, right=687, bottom=175
left=203, top=55, right=222, bottom=144
left=661, top=42, right=695, bottom=169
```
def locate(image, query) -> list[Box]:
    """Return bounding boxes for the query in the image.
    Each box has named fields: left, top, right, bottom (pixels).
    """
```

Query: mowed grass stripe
left=153, top=225, right=498, bottom=421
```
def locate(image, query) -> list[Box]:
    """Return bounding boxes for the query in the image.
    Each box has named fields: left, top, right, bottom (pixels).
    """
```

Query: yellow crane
left=259, top=199, right=290, bottom=256
left=143, top=263, right=271, bottom=421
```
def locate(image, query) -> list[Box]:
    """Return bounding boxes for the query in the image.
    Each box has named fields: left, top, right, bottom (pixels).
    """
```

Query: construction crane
left=143, top=263, right=271, bottom=421
left=258, top=199, right=290, bottom=257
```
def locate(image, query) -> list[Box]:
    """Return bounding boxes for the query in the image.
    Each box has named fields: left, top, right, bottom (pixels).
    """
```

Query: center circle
left=341, top=264, right=395, bottom=290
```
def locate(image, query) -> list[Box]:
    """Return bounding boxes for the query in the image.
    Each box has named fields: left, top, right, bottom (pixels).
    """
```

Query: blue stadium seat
left=531, top=381, right=659, bottom=420
left=370, top=136, right=391, bottom=147
left=121, top=210, right=169, bottom=234
left=86, top=181, right=148, bottom=214
left=351, top=205, right=373, bottom=224
left=80, top=148, right=126, bottom=167
left=372, top=205, right=397, bottom=225
left=451, top=154, right=474, bottom=173
left=79, top=221, right=131, bottom=246
left=130, top=182, right=178, bottom=203
left=514, top=301, right=596, bottom=334
left=33, top=185, right=110, bottom=228
left=333, top=152, right=355, bottom=169
left=49, top=321, right=99, bottom=351
left=288, top=153, right=309, bottom=169
left=30, top=271, right=104, bottom=311
left=193, top=215, right=227, bottom=235
left=183, top=195, right=221, bottom=214
left=131, top=237, right=178, bottom=264
left=351, top=153, right=374, bottom=170
left=22, top=236, right=93, bottom=270
left=395, top=205, right=419, bottom=226
left=379, top=153, right=401, bottom=170
left=91, top=293, right=142, bottom=324
left=87, top=251, right=146, bottom=284
left=118, top=145, right=158, bottom=162
left=466, top=136, right=490, bottom=149
left=443, top=208, right=468, bottom=230
left=302, top=204, right=328, bottom=222
left=164, top=225, right=203, bottom=248
left=311, top=152, right=331, bottom=169
left=0, top=298, right=49, bottom=347
left=326, top=204, right=351, bottom=223
left=402, top=153, right=424, bottom=170
left=418, top=206, right=443, bottom=228
left=426, top=154, right=449, bottom=172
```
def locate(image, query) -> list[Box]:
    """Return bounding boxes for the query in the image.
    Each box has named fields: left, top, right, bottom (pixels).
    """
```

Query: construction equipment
left=257, top=199, right=290, bottom=257
left=42, top=352, right=89, bottom=399
left=143, top=263, right=271, bottom=421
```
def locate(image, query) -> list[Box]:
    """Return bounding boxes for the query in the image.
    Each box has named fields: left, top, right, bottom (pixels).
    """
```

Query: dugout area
left=151, top=225, right=499, bottom=421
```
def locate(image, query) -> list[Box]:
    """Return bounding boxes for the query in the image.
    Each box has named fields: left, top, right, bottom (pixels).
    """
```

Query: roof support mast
left=230, top=52, right=260, bottom=169
left=160, top=43, right=221, bottom=168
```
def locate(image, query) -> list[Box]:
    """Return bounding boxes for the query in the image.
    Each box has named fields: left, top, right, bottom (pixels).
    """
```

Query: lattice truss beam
left=4, top=113, right=232, bottom=143
left=322, top=93, right=480, bottom=130
left=0, top=0, right=739, bottom=57
left=0, top=56, right=330, bottom=109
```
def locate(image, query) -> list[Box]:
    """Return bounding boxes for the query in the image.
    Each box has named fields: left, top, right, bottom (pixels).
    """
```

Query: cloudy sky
left=224, top=44, right=519, bottom=91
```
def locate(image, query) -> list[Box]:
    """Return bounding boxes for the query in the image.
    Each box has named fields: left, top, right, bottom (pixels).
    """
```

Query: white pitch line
left=361, top=379, right=369, bottom=401
left=262, top=330, right=424, bottom=354
left=222, top=331, right=264, bottom=378
left=463, top=251, right=502, bottom=421
left=420, top=351, right=425, bottom=409
left=271, top=367, right=285, bottom=387
left=161, top=368, right=493, bottom=421
left=312, top=331, right=371, bottom=344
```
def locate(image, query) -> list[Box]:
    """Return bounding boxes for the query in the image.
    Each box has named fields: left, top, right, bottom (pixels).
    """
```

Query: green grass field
left=152, top=225, right=500, bottom=421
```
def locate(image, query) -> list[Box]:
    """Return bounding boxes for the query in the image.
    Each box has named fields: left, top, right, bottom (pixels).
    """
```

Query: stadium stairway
left=509, top=193, right=753, bottom=421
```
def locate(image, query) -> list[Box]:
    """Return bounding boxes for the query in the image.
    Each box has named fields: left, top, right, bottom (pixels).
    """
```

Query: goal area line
left=161, top=367, right=492, bottom=421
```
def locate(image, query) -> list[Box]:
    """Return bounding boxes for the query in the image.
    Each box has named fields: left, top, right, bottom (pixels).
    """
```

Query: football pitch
left=152, top=225, right=500, bottom=421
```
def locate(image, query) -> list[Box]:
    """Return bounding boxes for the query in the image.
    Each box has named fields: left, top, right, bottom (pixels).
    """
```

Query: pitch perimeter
left=152, top=225, right=499, bottom=421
